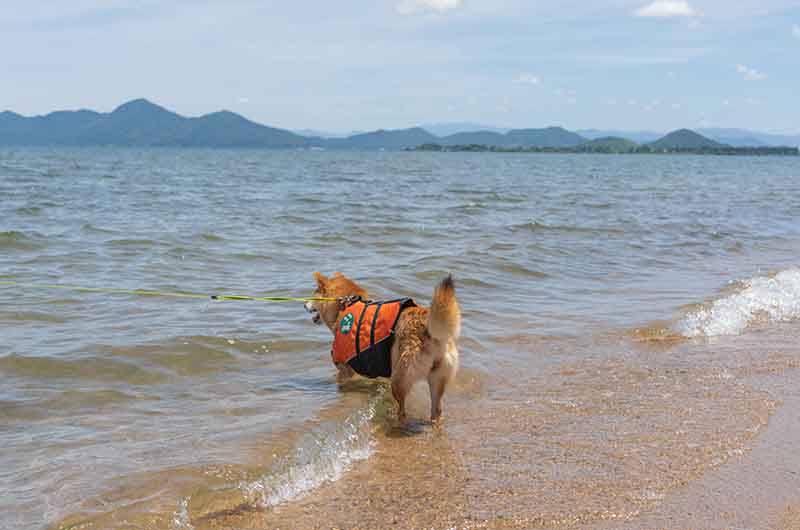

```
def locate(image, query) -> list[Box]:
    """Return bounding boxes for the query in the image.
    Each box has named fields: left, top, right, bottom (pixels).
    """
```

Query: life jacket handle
left=337, top=295, right=370, bottom=310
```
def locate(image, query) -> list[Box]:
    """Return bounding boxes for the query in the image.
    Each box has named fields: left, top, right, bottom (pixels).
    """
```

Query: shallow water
left=1, top=148, right=799, bottom=530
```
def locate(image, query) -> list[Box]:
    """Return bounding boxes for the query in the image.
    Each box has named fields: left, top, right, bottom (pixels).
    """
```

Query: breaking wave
left=678, top=268, right=800, bottom=337
left=170, top=394, right=383, bottom=529
left=241, top=393, right=381, bottom=508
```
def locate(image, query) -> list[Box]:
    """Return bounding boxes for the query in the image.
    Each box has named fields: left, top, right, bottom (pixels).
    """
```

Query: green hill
left=0, top=109, right=101, bottom=145
left=324, top=127, right=438, bottom=150
left=505, top=127, right=586, bottom=148
left=440, top=130, right=507, bottom=146
left=181, top=111, right=308, bottom=148
left=577, top=137, right=639, bottom=153
left=440, top=127, right=586, bottom=148
left=75, top=99, right=187, bottom=146
left=648, top=129, right=726, bottom=150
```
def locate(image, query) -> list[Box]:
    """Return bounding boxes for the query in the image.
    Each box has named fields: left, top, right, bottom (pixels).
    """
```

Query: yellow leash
left=0, top=280, right=337, bottom=303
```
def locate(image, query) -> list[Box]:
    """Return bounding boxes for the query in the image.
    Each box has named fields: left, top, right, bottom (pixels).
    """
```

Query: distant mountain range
left=0, top=99, right=307, bottom=148
left=2, top=99, right=798, bottom=150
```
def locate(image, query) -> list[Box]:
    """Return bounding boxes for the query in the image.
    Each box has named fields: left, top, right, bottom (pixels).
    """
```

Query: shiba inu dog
left=305, top=272, right=460, bottom=423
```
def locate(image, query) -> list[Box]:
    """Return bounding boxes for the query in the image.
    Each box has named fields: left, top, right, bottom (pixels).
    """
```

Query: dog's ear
left=313, top=272, right=328, bottom=289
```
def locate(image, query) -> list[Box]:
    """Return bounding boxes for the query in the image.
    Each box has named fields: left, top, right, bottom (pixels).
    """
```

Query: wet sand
left=182, top=331, right=800, bottom=530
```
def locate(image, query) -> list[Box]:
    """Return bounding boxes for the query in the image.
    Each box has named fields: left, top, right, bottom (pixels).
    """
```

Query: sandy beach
left=171, top=328, right=800, bottom=530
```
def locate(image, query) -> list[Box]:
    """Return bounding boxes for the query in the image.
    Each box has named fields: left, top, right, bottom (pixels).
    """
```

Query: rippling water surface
left=1, top=148, right=799, bottom=530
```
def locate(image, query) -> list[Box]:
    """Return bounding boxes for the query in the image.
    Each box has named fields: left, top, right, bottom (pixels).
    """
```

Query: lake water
left=1, top=148, right=800, bottom=530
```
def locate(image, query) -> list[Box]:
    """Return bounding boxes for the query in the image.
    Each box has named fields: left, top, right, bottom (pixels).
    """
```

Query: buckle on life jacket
left=337, top=295, right=367, bottom=310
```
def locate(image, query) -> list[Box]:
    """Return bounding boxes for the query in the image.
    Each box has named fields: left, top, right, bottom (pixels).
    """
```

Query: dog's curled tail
left=427, top=275, right=461, bottom=343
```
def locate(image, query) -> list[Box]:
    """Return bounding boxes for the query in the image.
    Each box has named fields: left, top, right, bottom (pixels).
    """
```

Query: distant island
left=1, top=98, right=798, bottom=154
left=411, top=130, right=799, bottom=156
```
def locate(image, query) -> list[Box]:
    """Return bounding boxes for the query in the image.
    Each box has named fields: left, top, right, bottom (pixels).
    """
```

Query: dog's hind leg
left=390, top=350, right=412, bottom=424
left=391, top=345, right=429, bottom=424
left=428, top=345, right=458, bottom=423
left=391, top=374, right=411, bottom=424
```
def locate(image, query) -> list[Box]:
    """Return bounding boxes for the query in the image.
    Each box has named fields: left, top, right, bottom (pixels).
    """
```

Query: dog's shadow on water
left=384, top=419, right=431, bottom=438
left=336, top=377, right=384, bottom=395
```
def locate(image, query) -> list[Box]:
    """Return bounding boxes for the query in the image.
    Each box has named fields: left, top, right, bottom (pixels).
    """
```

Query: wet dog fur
left=305, top=273, right=460, bottom=424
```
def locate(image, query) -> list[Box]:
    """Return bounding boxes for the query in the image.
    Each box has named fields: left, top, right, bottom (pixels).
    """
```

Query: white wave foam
left=171, top=498, right=195, bottom=530
left=241, top=395, right=380, bottom=508
left=678, top=268, right=800, bottom=337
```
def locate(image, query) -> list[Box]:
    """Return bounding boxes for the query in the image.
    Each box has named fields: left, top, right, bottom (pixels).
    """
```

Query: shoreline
left=186, top=329, right=800, bottom=530
left=44, top=325, right=800, bottom=530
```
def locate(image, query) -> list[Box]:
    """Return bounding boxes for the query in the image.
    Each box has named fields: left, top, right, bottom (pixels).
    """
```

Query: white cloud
left=736, top=64, right=767, bottom=81
left=396, top=0, right=462, bottom=15
left=513, top=73, right=541, bottom=85
left=793, top=24, right=800, bottom=39
left=238, top=97, right=250, bottom=104
left=634, top=1, right=699, bottom=18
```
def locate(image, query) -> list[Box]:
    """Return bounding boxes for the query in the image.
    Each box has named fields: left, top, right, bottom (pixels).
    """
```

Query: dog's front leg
left=335, top=363, right=355, bottom=384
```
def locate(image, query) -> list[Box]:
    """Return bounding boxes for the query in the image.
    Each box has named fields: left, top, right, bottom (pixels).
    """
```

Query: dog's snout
left=305, top=301, right=322, bottom=325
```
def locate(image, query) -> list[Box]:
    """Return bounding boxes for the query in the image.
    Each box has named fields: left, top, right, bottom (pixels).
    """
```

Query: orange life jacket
left=331, top=298, right=416, bottom=378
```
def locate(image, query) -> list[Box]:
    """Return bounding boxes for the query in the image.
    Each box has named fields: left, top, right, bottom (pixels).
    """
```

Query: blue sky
left=2, top=0, right=799, bottom=132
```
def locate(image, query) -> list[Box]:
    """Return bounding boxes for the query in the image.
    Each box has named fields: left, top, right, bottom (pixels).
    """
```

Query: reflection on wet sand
left=188, top=344, right=788, bottom=530
left=47, top=337, right=800, bottom=530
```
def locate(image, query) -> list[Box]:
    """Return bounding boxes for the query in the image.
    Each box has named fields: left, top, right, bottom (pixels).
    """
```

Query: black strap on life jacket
left=347, top=298, right=416, bottom=378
